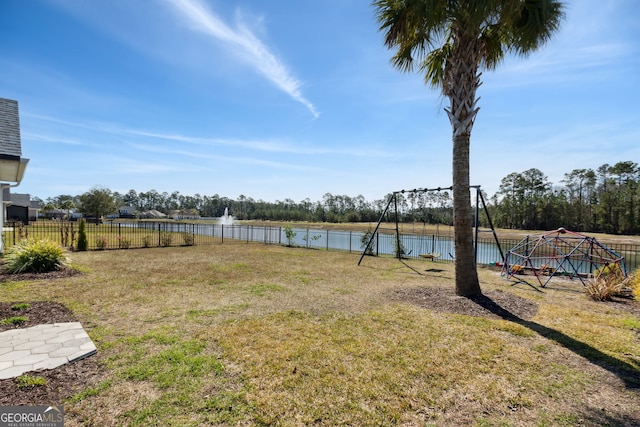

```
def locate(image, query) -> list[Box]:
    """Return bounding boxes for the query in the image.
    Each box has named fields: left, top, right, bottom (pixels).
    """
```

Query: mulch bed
left=0, top=354, right=101, bottom=406
left=0, top=301, right=78, bottom=333
left=391, top=284, right=640, bottom=320
left=0, top=267, right=82, bottom=283
left=391, top=286, right=540, bottom=320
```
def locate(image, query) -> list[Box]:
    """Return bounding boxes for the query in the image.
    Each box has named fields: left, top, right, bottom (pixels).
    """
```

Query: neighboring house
left=140, top=209, right=167, bottom=219
left=29, top=199, right=43, bottom=221
left=118, top=205, right=137, bottom=218
left=170, top=209, right=200, bottom=220
left=3, top=189, right=30, bottom=224
left=41, top=208, right=66, bottom=220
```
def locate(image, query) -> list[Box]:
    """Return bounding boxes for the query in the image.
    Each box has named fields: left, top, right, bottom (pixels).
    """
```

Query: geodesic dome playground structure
left=501, top=228, right=627, bottom=288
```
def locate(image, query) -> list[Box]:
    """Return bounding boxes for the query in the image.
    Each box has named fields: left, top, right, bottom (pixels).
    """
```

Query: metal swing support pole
left=394, top=194, right=402, bottom=260
left=473, top=186, right=504, bottom=264
left=357, top=193, right=394, bottom=266
left=474, top=186, right=480, bottom=265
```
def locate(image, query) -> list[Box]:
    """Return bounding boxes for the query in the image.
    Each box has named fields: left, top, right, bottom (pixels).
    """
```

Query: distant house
left=118, top=205, right=137, bottom=218
left=170, top=209, right=200, bottom=220
left=140, top=209, right=167, bottom=219
left=29, top=199, right=43, bottom=221
left=42, top=208, right=66, bottom=220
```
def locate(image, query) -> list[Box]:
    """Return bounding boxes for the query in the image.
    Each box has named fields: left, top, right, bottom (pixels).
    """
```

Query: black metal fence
left=2, top=220, right=639, bottom=271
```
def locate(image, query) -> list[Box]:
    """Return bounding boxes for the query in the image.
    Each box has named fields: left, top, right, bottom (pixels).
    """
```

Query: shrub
left=586, top=263, right=627, bottom=301
left=3, top=239, right=68, bottom=274
left=118, top=236, right=131, bottom=249
left=77, top=219, right=88, bottom=251
left=182, top=232, right=195, bottom=246
left=593, top=263, right=624, bottom=278
left=142, top=235, right=153, bottom=248
left=17, top=222, right=28, bottom=240
left=95, top=236, right=108, bottom=250
left=629, top=268, right=640, bottom=301
left=160, top=232, right=173, bottom=247
left=59, top=221, right=72, bottom=247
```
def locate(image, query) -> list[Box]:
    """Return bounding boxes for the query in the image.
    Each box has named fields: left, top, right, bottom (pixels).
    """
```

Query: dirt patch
left=391, top=286, right=540, bottom=321
left=0, top=300, right=102, bottom=406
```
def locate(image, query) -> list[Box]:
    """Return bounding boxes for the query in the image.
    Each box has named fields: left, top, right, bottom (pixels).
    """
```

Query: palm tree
left=59, top=199, right=75, bottom=220
left=41, top=202, right=57, bottom=220
left=373, top=0, right=564, bottom=296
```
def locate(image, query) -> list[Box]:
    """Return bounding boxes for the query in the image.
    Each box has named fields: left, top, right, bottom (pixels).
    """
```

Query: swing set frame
left=357, top=185, right=503, bottom=266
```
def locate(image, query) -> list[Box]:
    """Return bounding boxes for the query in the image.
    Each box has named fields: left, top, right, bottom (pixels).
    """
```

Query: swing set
left=357, top=185, right=503, bottom=266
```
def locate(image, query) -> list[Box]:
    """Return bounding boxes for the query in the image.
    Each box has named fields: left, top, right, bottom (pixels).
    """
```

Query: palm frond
left=373, top=0, right=450, bottom=73
left=479, top=25, right=506, bottom=70
left=374, top=0, right=564, bottom=80
left=504, top=0, right=565, bottom=55
left=420, top=41, right=451, bottom=89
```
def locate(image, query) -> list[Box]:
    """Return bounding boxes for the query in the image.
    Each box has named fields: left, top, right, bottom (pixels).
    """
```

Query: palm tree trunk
left=446, top=31, right=482, bottom=297
left=452, top=133, right=482, bottom=296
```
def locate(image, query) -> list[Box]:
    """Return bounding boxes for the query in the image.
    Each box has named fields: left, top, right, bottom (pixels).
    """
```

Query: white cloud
left=165, top=0, right=319, bottom=118
left=128, top=142, right=329, bottom=172
left=123, top=128, right=394, bottom=158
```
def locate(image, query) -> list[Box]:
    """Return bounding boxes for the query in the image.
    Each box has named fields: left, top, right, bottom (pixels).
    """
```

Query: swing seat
left=419, top=253, right=441, bottom=260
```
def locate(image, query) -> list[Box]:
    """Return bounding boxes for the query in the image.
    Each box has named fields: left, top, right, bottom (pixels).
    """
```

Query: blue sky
left=1, top=0, right=638, bottom=204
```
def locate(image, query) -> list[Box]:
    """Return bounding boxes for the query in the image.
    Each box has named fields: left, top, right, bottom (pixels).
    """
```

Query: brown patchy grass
left=1, top=242, right=639, bottom=426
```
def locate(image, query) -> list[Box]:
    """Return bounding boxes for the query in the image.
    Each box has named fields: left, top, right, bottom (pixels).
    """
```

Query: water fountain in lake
left=218, top=207, right=234, bottom=225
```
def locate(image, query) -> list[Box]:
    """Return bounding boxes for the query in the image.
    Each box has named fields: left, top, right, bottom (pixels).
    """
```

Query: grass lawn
left=1, top=242, right=639, bottom=426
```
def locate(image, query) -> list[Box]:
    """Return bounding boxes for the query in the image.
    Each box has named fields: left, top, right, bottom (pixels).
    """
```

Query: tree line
left=487, top=161, right=639, bottom=234
left=38, top=160, right=639, bottom=235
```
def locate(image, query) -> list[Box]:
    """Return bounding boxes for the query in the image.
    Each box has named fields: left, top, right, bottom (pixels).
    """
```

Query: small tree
left=302, top=230, right=321, bottom=248
left=394, top=237, right=408, bottom=259
left=76, top=219, right=88, bottom=251
left=283, top=225, right=297, bottom=247
left=79, top=186, right=118, bottom=223
left=361, top=227, right=375, bottom=256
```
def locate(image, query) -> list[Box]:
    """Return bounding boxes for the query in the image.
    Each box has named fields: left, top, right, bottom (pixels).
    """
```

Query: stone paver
left=0, top=322, right=97, bottom=379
